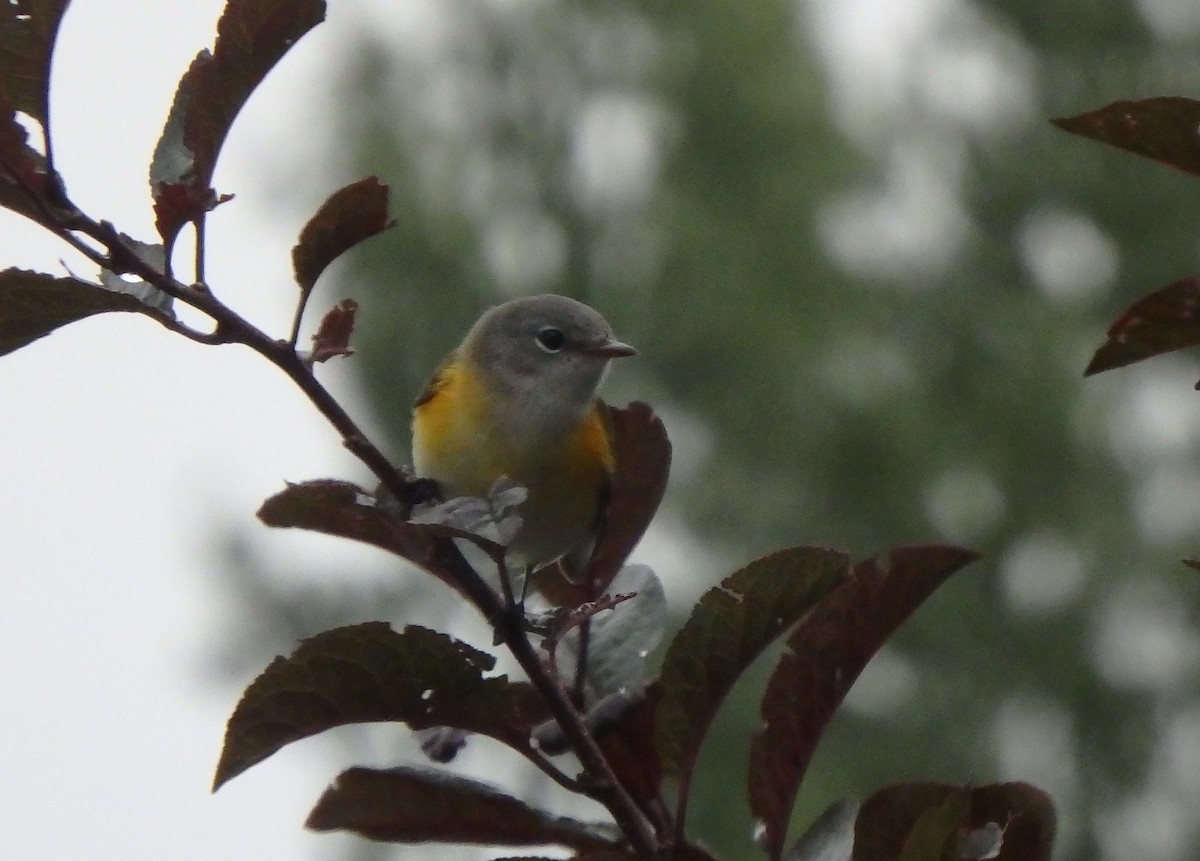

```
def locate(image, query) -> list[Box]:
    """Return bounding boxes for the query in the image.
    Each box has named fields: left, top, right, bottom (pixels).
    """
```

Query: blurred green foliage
left=228, top=1, right=1200, bottom=859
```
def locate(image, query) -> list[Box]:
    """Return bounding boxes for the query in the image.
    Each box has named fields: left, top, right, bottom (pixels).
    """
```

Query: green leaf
left=150, top=0, right=326, bottom=242
left=748, top=545, right=979, bottom=861
left=0, top=268, right=144, bottom=357
left=1052, top=97, right=1200, bottom=177
left=292, top=176, right=393, bottom=294
left=306, top=765, right=618, bottom=850
left=213, top=622, right=545, bottom=789
left=1084, top=275, right=1200, bottom=376
left=655, top=546, right=849, bottom=781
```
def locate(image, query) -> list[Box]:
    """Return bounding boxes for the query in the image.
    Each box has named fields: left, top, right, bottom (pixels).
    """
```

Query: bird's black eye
left=536, top=326, right=566, bottom=353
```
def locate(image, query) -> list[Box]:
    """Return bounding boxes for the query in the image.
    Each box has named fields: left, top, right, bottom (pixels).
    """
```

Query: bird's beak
left=583, top=337, right=637, bottom=358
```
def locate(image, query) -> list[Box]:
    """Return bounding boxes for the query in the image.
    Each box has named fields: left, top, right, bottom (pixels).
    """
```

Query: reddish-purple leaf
left=488, top=845, right=720, bottom=861
left=308, top=298, right=357, bottom=363
left=1084, top=276, right=1200, bottom=375
left=536, top=401, right=672, bottom=604
left=213, top=622, right=546, bottom=789
left=293, top=177, right=392, bottom=294
left=0, top=268, right=144, bottom=357
left=1052, top=97, right=1200, bottom=178
left=150, top=0, right=325, bottom=242
left=594, top=681, right=663, bottom=817
left=150, top=183, right=231, bottom=245
left=306, top=766, right=618, bottom=849
left=589, top=402, right=672, bottom=588
left=656, top=547, right=850, bottom=788
left=0, top=89, right=52, bottom=223
left=257, top=479, right=497, bottom=600
left=258, top=478, right=435, bottom=562
left=748, top=545, right=979, bottom=861
left=0, top=0, right=70, bottom=130
left=854, top=782, right=1055, bottom=861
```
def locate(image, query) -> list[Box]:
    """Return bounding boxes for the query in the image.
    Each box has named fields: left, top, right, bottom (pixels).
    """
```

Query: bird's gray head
left=464, top=294, right=635, bottom=422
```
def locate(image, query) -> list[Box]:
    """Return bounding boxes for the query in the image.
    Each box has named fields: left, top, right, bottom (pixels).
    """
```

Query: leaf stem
left=34, top=205, right=665, bottom=860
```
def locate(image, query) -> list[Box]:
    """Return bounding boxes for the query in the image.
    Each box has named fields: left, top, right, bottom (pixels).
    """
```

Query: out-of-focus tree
left=225, top=1, right=1200, bottom=859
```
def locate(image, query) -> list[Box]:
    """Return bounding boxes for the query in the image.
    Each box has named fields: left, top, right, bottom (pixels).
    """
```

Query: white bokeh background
left=9, top=2, right=1200, bottom=860
left=1, top=1, right=403, bottom=857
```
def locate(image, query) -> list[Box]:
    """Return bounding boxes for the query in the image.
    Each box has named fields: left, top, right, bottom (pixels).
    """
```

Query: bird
left=410, top=294, right=635, bottom=578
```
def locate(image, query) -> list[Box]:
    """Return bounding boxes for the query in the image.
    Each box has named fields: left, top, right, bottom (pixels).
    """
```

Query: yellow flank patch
left=570, top=405, right=616, bottom=482
left=411, top=357, right=615, bottom=563
left=412, top=358, right=496, bottom=494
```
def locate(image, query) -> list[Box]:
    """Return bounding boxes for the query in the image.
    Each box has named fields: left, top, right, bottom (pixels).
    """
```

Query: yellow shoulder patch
left=412, top=349, right=460, bottom=409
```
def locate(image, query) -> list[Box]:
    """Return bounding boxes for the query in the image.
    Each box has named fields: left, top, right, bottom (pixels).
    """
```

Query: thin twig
left=29, top=195, right=666, bottom=860
left=517, top=745, right=587, bottom=794
left=193, top=213, right=207, bottom=285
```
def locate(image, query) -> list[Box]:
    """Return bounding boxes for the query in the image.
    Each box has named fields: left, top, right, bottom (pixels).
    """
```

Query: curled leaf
left=854, top=782, right=1055, bottom=861
left=307, top=298, right=358, bottom=363
left=293, top=177, right=392, bottom=294
left=150, top=0, right=326, bottom=242
left=536, top=401, right=671, bottom=604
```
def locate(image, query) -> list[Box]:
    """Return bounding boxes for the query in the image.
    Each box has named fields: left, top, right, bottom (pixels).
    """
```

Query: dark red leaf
left=1084, top=276, right=1200, bottom=375
left=151, top=183, right=231, bottom=245
left=1052, top=97, right=1200, bottom=177
left=309, top=298, right=358, bottom=363
left=535, top=401, right=672, bottom=604
left=0, top=0, right=70, bottom=129
left=749, top=545, right=979, bottom=860
left=306, top=765, right=618, bottom=849
left=150, top=0, right=325, bottom=242
left=0, top=89, right=52, bottom=223
left=594, top=681, right=665, bottom=822
left=257, top=477, right=442, bottom=570
left=488, top=844, right=719, bottom=861
left=257, top=478, right=501, bottom=602
left=213, top=622, right=546, bottom=789
left=0, top=268, right=144, bottom=357
left=293, top=177, right=392, bottom=293
left=656, top=547, right=850, bottom=785
left=589, top=402, right=672, bottom=588
left=855, top=781, right=1055, bottom=861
